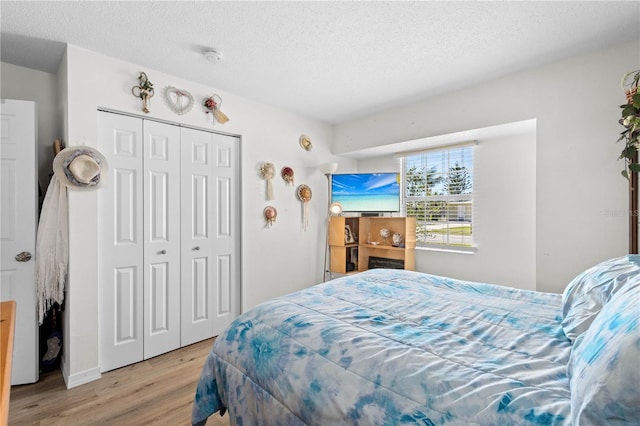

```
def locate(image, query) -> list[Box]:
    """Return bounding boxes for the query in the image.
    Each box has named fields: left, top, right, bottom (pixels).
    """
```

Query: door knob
left=159, top=250, right=167, bottom=255
left=15, top=251, right=32, bottom=262
left=193, top=246, right=200, bottom=251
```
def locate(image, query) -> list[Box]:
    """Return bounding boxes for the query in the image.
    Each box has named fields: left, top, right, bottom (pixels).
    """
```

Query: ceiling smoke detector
left=204, top=49, right=223, bottom=63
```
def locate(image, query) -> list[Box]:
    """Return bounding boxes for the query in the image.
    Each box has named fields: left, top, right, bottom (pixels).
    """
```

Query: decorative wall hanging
left=131, top=72, right=155, bottom=113
left=297, top=184, right=312, bottom=231
left=260, top=162, right=276, bottom=200
left=299, top=134, right=312, bottom=151
left=52, top=146, right=109, bottom=191
left=203, top=94, right=230, bottom=124
left=281, top=166, right=294, bottom=186
left=263, top=206, right=277, bottom=228
left=164, top=86, right=194, bottom=115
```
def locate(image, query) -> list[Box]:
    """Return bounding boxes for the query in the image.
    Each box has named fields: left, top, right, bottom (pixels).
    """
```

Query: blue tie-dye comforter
left=192, top=269, right=573, bottom=425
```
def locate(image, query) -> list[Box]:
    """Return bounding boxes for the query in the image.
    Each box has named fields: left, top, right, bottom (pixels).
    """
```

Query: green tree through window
left=444, top=162, right=472, bottom=195
left=402, top=146, right=473, bottom=248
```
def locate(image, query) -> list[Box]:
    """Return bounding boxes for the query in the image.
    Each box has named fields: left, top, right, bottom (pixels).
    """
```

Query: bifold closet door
left=98, top=112, right=144, bottom=372
left=99, top=114, right=181, bottom=372
left=142, top=120, right=181, bottom=359
left=180, top=127, right=240, bottom=346
left=99, top=111, right=240, bottom=371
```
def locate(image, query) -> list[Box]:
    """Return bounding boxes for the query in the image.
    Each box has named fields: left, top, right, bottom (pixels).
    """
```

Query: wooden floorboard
left=8, top=338, right=230, bottom=425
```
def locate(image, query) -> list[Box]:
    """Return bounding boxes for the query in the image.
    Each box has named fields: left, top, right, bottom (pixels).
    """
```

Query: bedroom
left=1, top=1, right=639, bottom=424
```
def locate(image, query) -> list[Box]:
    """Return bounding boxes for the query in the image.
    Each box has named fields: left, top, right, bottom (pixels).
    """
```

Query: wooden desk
left=0, top=301, right=16, bottom=426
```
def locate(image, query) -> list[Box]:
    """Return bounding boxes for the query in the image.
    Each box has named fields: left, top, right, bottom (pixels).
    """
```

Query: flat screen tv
left=331, top=172, right=400, bottom=213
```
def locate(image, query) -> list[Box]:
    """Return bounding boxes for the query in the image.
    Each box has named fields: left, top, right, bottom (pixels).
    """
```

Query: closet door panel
left=114, top=169, right=138, bottom=243
left=149, top=262, right=169, bottom=332
left=216, top=254, right=231, bottom=315
left=98, top=112, right=144, bottom=372
left=180, top=128, right=215, bottom=346
left=190, top=256, right=209, bottom=321
left=114, top=266, right=138, bottom=342
left=211, top=134, right=240, bottom=337
left=143, top=120, right=181, bottom=359
left=215, top=177, right=232, bottom=317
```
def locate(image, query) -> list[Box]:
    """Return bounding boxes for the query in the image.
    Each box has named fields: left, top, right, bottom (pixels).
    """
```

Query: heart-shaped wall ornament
left=164, top=86, right=195, bottom=115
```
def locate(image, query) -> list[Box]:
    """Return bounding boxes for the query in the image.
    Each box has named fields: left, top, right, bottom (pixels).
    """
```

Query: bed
left=192, top=256, right=640, bottom=425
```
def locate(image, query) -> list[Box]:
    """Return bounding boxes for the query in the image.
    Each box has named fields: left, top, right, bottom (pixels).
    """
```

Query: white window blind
left=401, top=145, right=473, bottom=248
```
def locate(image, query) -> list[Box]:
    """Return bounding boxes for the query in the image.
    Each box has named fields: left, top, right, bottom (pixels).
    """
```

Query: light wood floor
left=9, top=338, right=230, bottom=426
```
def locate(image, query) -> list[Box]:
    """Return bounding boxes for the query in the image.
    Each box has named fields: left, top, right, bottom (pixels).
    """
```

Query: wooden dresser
left=0, top=301, right=16, bottom=425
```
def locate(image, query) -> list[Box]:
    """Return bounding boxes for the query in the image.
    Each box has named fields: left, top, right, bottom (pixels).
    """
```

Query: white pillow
left=561, top=255, right=640, bottom=342
left=568, top=280, right=640, bottom=424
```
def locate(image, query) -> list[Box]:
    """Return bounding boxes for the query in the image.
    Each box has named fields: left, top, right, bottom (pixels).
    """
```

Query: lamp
left=318, top=162, right=338, bottom=176
left=329, top=202, right=343, bottom=216
left=319, top=162, right=339, bottom=282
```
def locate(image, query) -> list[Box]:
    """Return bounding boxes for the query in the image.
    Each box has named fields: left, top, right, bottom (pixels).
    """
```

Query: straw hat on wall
left=52, top=146, right=108, bottom=191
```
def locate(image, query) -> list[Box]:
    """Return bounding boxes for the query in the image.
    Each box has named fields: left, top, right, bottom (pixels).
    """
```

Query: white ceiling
left=1, top=1, right=639, bottom=125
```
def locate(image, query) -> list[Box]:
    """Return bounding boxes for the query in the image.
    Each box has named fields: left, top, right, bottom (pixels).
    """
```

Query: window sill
left=416, top=245, right=477, bottom=255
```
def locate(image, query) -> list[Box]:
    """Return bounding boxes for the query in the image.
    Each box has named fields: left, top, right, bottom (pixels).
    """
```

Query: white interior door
left=0, top=99, right=38, bottom=385
left=142, top=120, right=180, bottom=359
left=98, top=112, right=144, bottom=372
left=180, top=127, right=240, bottom=345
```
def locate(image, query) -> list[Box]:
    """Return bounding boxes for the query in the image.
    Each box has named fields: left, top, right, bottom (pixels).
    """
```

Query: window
left=402, top=144, right=473, bottom=249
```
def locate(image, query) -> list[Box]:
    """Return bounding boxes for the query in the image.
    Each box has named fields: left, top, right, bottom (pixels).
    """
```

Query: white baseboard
left=60, top=355, right=101, bottom=389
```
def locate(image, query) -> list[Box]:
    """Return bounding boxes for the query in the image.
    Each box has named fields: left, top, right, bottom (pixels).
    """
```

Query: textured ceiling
left=1, top=1, right=639, bottom=124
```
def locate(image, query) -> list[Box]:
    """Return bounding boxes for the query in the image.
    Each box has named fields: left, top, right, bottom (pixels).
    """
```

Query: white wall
left=356, top=154, right=399, bottom=175
left=335, top=40, right=639, bottom=294
left=0, top=62, right=60, bottom=195
left=356, top=131, right=537, bottom=290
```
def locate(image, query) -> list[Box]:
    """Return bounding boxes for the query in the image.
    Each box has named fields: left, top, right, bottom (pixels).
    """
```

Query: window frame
left=401, top=144, right=475, bottom=252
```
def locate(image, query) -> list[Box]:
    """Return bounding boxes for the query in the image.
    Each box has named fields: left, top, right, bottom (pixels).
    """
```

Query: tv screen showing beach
left=331, top=173, right=400, bottom=212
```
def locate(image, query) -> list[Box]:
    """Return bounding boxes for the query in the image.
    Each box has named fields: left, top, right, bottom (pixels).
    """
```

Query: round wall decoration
left=297, top=184, right=312, bottom=231
left=260, top=162, right=276, bottom=200
left=263, top=206, right=277, bottom=228
left=299, top=134, right=312, bottom=151
left=281, top=166, right=294, bottom=186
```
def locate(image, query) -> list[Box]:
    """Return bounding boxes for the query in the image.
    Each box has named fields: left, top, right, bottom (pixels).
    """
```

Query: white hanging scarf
left=35, top=175, right=68, bottom=325
left=34, top=145, right=107, bottom=325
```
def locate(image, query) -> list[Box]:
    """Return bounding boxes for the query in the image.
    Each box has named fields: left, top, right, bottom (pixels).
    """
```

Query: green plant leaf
left=629, top=163, right=640, bottom=172
left=622, top=145, right=638, bottom=159
left=623, top=169, right=629, bottom=179
left=622, top=106, right=637, bottom=117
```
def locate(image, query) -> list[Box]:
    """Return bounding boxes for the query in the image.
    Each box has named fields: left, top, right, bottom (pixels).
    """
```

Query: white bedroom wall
left=356, top=154, right=399, bottom=174
left=335, top=39, right=640, bottom=294
left=356, top=132, right=537, bottom=290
